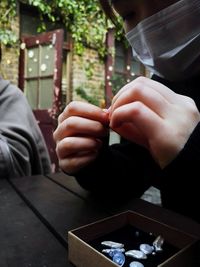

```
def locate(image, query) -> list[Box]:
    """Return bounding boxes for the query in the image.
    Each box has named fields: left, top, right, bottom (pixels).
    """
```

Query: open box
left=68, top=210, right=200, bottom=267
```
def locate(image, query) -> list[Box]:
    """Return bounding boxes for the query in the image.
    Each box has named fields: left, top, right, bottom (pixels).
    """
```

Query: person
left=53, top=0, right=200, bottom=223
left=0, top=48, right=51, bottom=178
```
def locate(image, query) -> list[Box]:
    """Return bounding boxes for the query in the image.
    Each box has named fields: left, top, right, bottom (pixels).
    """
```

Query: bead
left=153, top=235, right=164, bottom=252
left=112, top=252, right=125, bottom=266
left=129, top=261, right=144, bottom=267
left=102, top=248, right=125, bottom=257
left=125, top=250, right=147, bottom=259
left=101, top=241, right=124, bottom=248
left=139, top=244, right=154, bottom=255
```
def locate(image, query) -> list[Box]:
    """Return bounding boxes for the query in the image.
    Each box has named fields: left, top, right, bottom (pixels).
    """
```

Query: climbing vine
left=0, top=0, right=18, bottom=46
left=0, top=0, right=124, bottom=58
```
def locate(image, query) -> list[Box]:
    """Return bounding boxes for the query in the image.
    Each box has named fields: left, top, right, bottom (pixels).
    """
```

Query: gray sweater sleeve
left=0, top=79, right=51, bottom=179
left=0, top=135, right=16, bottom=178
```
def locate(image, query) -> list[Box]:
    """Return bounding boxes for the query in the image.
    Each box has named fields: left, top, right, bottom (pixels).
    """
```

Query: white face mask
left=126, top=0, right=200, bottom=81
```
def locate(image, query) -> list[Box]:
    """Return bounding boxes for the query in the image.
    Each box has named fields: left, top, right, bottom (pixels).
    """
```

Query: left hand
left=109, top=76, right=200, bottom=168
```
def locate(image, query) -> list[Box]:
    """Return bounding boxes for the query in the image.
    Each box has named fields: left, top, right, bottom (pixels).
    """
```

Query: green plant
left=75, top=87, right=100, bottom=106
left=0, top=0, right=18, bottom=46
left=0, top=29, right=18, bottom=46
left=110, top=73, right=127, bottom=96
left=0, top=0, right=125, bottom=59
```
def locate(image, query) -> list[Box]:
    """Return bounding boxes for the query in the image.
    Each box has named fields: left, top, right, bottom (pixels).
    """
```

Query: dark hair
left=99, top=0, right=117, bottom=24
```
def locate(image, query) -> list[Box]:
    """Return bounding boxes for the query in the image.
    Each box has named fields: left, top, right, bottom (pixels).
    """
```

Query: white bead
left=125, top=250, right=147, bottom=259
left=101, top=241, right=124, bottom=248
left=130, top=261, right=144, bottom=267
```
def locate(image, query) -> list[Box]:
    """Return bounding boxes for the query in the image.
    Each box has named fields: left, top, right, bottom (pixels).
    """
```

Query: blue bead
left=102, top=248, right=125, bottom=257
left=110, top=248, right=125, bottom=257
left=112, top=252, right=125, bottom=266
left=139, top=243, right=154, bottom=254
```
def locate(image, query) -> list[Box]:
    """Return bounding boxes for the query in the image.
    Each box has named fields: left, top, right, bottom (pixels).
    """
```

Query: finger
left=112, top=76, right=177, bottom=106
left=111, top=81, right=169, bottom=119
left=54, top=116, right=109, bottom=141
left=59, top=151, right=98, bottom=174
left=58, top=101, right=109, bottom=125
left=110, top=101, right=163, bottom=137
left=111, top=123, right=148, bottom=148
left=56, top=137, right=102, bottom=158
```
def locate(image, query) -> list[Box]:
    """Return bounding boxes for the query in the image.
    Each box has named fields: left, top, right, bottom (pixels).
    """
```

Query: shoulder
left=0, top=79, right=23, bottom=96
left=0, top=78, right=29, bottom=106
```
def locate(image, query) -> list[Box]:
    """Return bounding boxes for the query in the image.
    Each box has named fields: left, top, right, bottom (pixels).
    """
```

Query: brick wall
left=0, top=17, right=20, bottom=86
left=72, top=48, right=105, bottom=107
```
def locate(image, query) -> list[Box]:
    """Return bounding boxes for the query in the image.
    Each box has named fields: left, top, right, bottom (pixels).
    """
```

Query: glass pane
left=24, top=80, right=38, bottom=109
left=39, top=78, right=54, bottom=109
left=40, top=45, right=55, bottom=77
left=115, top=56, right=125, bottom=73
left=131, top=59, right=141, bottom=76
left=26, top=47, right=39, bottom=78
left=21, top=12, right=67, bottom=41
left=115, top=42, right=125, bottom=57
left=111, top=73, right=126, bottom=95
left=21, top=13, right=43, bottom=36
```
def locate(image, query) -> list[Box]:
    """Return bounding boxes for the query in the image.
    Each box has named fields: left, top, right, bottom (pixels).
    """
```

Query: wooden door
left=19, top=29, right=64, bottom=172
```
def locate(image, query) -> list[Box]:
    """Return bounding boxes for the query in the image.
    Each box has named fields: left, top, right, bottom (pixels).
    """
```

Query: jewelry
left=101, top=241, right=124, bottom=248
left=129, top=261, right=144, bottom=267
left=102, top=248, right=125, bottom=257
left=125, top=250, right=147, bottom=260
left=101, top=234, right=165, bottom=266
left=112, top=252, right=125, bottom=266
left=152, top=235, right=164, bottom=252
left=139, top=244, right=154, bottom=255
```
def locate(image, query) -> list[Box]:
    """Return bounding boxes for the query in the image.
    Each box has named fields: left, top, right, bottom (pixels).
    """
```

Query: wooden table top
left=1, top=172, right=200, bottom=267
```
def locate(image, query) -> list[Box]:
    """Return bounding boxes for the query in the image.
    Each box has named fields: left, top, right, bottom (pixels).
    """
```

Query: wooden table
left=1, top=172, right=200, bottom=267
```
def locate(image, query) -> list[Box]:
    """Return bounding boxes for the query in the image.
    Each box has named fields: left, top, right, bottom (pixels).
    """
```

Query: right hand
left=53, top=101, right=109, bottom=174
left=109, top=76, right=200, bottom=168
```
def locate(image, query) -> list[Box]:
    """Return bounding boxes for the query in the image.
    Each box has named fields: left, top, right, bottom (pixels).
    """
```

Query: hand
left=53, top=101, right=109, bottom=174
left=109, top=76, right=200, bottom=168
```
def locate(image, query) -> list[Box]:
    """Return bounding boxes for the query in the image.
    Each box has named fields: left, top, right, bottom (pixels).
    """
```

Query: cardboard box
left=68, top=210, right=200, bottom=267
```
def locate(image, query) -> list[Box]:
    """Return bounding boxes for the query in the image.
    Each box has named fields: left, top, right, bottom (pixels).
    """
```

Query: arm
left=147, top=74, right=200, bottom=222
left=160, top=121, right=200, bottom=223
left=54, top=101, right=110, bottom=174
left=0, top=135, right=16, bottom=178
left=54, top=100, right=161, bottom=201
left=77, top=75, right=200, bottom=209
left=109, top=76, right=200, bottom=168
left=75, top=138, right=161, bottom=201
left=0, top=80, right=51, bottom=178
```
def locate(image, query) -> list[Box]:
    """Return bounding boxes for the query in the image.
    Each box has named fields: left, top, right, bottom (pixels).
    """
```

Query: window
left=24, top=44, right=54, bottom=109
left=112, top=40, right=144, bottom=95
left=105, top=30, right=145, bottom=107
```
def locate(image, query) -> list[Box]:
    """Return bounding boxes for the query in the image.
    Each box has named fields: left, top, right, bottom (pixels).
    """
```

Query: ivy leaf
left=0, top=0, right=124, bottom=58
